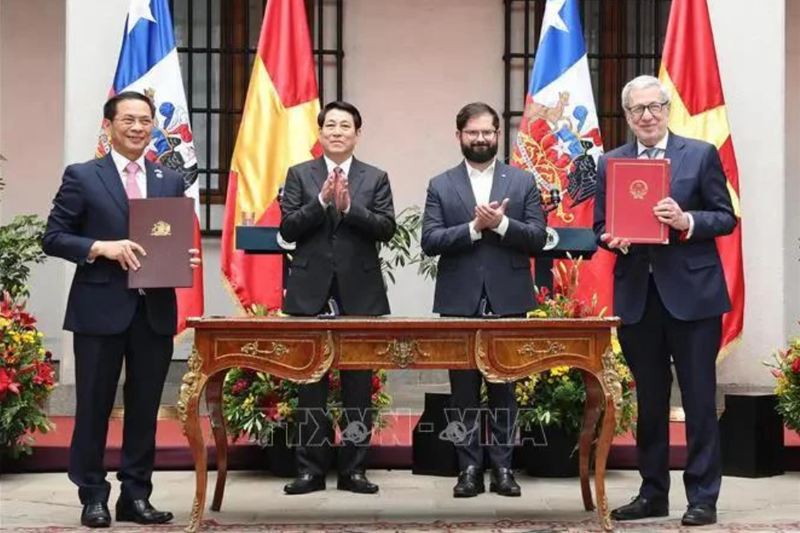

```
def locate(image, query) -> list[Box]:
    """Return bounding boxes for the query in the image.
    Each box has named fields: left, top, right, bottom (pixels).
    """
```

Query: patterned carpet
left=5, top=519, right=800, bottom=533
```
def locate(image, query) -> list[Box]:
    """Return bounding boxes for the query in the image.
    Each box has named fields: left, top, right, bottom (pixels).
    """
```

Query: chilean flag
left=511, top=0, right=614, bottom=313
left=97, top=0, right=204, bottom=336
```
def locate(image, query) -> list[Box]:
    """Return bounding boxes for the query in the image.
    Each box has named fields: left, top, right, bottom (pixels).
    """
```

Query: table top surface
left=188, top=316, right=621, bottom=330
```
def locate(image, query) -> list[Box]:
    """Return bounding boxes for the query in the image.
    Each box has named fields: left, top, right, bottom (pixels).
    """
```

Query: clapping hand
left=334, top=174, right=351, bottom=212
left=473, top=198, right=509, bottom=230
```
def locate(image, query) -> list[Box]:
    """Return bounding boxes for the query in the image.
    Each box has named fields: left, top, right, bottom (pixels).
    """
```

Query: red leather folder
left=605, top=158, right=670, bottom=244
left=128, top=197, right=194, bottom=288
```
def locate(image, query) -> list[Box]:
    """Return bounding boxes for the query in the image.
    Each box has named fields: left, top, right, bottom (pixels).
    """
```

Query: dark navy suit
left=422, top=160, right=546, bottom=469
left=593, top=133, right=737, bottom=507
left=43, top=154, right=184, bottom=504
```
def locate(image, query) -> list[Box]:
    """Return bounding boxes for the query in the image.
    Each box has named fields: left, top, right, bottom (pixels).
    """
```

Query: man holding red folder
left=593, top=76, right=736, bottom=527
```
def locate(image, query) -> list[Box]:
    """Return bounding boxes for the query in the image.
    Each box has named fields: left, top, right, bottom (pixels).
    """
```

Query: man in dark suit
left=279, top=101, right=395, bottom=495
left=42, top=92, right=200, bottom=528
left=421, top=102, right=547, bottom=498
left=593, top=75, right=737, bottom=527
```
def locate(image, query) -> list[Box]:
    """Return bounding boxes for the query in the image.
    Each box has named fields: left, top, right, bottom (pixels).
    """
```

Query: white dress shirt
left=636, top=132, right=694, bottom=239
left=110, top=149, right=147, bottom=198
left=318, top=155, right=352, bottom=214
left=465, top=159, right=509, bottom=241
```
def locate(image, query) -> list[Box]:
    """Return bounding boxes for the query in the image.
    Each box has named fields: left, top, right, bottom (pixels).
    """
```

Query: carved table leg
left=580, top=370, right=605, bottom=511
left=596, top=346, right=623, bottom=532
left=206, top=371, right=228, bottom=512
left=178, top=347, right=209, bottom=533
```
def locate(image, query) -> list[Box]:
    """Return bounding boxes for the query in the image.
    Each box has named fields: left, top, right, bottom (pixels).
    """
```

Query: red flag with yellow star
left=221, top=0, right=321, bottom=311
left=659, top=0, right=744, bottom=358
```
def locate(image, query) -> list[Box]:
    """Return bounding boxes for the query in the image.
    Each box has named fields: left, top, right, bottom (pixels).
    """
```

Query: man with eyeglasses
left=280, top=101, right=395, bottom=496
left=421, top=102, right=547, bottom=498
left=42, top=91, right=200, bottom=528
left=593, top=75, right=736, bottom=526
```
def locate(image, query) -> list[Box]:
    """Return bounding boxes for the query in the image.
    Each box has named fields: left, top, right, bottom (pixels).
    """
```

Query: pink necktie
left=124, top=161, right=143, bottom=199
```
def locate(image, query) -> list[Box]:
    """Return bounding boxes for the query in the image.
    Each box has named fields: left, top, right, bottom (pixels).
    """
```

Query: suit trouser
left=294, top=277, right=374, bottom=476
left=446, top=302, right=519, bottom=471
left=295, top=370, right=374, bottom=475
left=70, top=297, right=173, bottom=504
left=618, top=276, right=722, bottom=507
left=448, top=370, right=517, bottom=470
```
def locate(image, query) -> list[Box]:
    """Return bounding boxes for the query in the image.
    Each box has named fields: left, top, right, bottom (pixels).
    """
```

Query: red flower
left=231, top=379, right=250, bottom=395
left=627, top=380, right=636, bottom=390
left=536, top=287, right=550, bottom=305
left=371, top=374, right=381, bottom=393
left=32, top=361, right=56, bottom=388
left=0, top=367, right=21, bottom=400
left=791, top=358, right=800, bottom=374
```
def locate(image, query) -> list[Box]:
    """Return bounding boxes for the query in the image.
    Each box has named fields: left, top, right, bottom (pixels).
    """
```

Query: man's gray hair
left=621, top=75, right=671, bottom=109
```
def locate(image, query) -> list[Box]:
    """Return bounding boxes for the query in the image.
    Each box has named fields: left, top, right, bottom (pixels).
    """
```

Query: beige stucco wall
left=1, top=0, right=797, bottom=390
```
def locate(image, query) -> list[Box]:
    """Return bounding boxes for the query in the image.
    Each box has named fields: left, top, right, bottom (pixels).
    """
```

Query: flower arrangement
left=0, top=293, right=56, bottom=458
left=528, top=256, right=606, bottom=319
left=515, top=334, right=635, bottom=437
left=517, top=256, right=636, bottom=437
left=222, top=368, right=392, bottom=445
left=765, top=334, right=800, bottom=434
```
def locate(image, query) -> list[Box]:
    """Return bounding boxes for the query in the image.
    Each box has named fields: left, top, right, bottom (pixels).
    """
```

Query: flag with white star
left=511, top=0, right=614, bottom=313
left=97, top=0, right=204, bottom=336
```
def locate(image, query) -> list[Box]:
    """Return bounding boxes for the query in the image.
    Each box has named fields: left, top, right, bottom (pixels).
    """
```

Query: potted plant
left=765, top=333, right=800, bottom=435
left=0, top=157, right=57, bottom=462
left=0, top=294, right=57, bottom=461
left=221, top=368, right=392, bottom=476
left=516, top=256, right=636, bottom=477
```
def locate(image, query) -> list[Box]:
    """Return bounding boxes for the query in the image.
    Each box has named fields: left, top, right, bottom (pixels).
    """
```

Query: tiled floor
left=1, top=470, right=799, bottom=531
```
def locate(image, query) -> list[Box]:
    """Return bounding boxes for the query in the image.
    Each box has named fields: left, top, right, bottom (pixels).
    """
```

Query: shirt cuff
left=492, top=215, right=509, bottom=237
left=684, top=212, right=695, bottom=240
left=343, top=204, right=351, bottom=215
left=469, top=221, right=482, bottom=241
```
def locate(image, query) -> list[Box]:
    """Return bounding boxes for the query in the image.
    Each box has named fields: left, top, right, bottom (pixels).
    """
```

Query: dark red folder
left=605, top=158, right=670, bottom=244
left=128, top=197, right=194, bottom=289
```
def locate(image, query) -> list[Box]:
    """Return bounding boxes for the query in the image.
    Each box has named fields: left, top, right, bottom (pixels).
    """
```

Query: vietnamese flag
left=221, top=0, right=321, bottom=311
left=659, top=0, right=744, bottom=359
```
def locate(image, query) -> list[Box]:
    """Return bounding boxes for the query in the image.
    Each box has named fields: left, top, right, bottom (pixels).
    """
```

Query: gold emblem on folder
left=629, top=180, right=648, bottom=200
left=150, top=221, right=172, bottom=237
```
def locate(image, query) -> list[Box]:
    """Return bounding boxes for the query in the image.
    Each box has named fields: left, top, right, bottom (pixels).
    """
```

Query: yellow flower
left=0, top=318, right=9, bottom=328
left=37, top=332, right=44, bottom=339
left=527, top=309, right=548, bottom=318
left=611, top=335, right=622, bottom=355
left=39, top=348, right=46, bottom=356
left=277, top=402, right=292, bottom=417
left=550, top=366, right=570, bottom=377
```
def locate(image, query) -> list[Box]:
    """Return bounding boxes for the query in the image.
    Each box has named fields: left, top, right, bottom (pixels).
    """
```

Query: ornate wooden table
left=179, top=316, right=622, bottom=532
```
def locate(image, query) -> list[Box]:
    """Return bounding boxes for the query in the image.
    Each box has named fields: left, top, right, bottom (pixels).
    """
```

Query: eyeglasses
left=461, top=129, right=498, bottom=140
left=115, top=116, right=154, bottom=127
left=626, top=101, right=669, bottom=119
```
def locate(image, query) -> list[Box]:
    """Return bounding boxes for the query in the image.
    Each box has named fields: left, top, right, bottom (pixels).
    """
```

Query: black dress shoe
left=284, top=473, right=326, bottom=495
left=337, top=472, right=379, bottom=494
left=453, top=466, right=485, bottom=498
left=80, top=502, right=111, bottom=528
left=115, top=497, right=173, bottom=524
left=489, top=467, right=521, bottom=497
left=610, top=495, right=669, bottom=521
left=682, top=504, right=717, bottom=526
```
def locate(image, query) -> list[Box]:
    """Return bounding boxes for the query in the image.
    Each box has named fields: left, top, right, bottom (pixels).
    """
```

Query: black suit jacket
left=421, top=161, right=547, bottom=316
left=42, top=154, right=183, bottom=336
left=593, top=133, right=737, bottom=325
left=279, top=157, right=396, bottom=316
